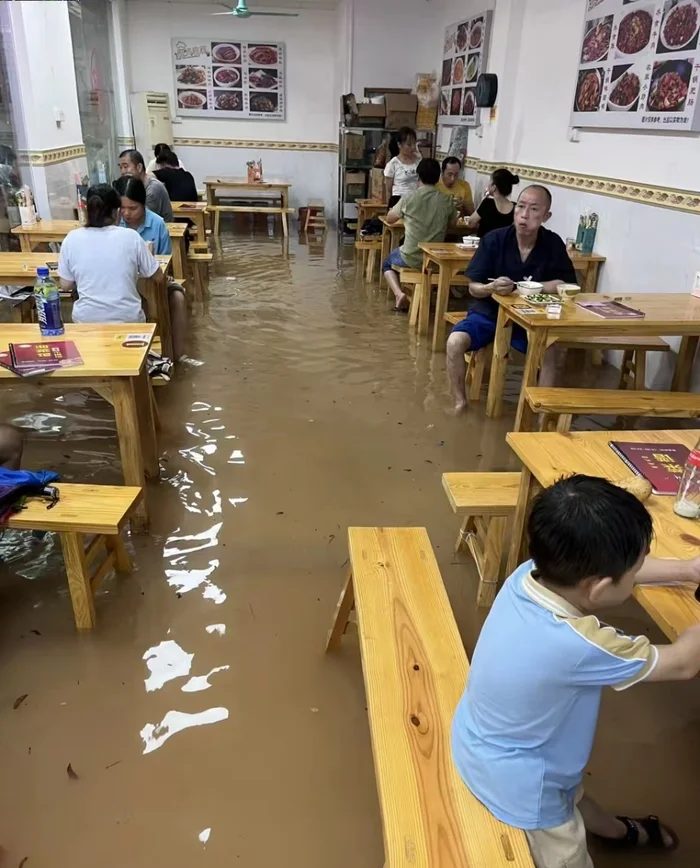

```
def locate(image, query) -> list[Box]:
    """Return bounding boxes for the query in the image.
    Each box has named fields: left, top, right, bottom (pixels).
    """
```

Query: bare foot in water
left=394, top=292, right=409, bottom=311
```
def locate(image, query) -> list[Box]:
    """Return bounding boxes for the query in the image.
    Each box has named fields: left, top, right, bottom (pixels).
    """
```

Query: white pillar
left=0, top=0, right=87, bottom=218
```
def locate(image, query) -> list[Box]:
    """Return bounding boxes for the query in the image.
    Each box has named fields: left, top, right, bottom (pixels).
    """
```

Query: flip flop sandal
left=391, top=306, right=409, bottom=314
left=594, top=815, right=679, bottom=852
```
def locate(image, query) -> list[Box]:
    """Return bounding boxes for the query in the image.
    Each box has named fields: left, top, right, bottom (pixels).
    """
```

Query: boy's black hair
left=417, top=158, right=441, bottom=186
left=528, top=475, right=652, bottom=587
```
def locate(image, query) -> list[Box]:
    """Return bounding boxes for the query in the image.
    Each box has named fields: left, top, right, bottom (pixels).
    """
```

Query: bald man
left=447, top=185, right=576, bottom=413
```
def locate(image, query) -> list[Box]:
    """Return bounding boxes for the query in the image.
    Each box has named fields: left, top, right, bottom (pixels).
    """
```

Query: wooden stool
left=304, top=200, right=327, bottom=232
left=6, top=484, right=142, bottom=629
left=354, top=238, right=382, bottom=281
left=442, top=472, right=521, bottom=606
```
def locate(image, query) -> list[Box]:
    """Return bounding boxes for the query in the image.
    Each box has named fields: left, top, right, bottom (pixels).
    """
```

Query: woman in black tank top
left=467, top=168, right=519, bottom=238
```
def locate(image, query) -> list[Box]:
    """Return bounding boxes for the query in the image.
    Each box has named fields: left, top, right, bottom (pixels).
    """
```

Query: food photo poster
left=171, top=38, right=286, bottom=120
left=572, top=0, right=700, bottom=131
left=440, top=10, right=493, bottom=126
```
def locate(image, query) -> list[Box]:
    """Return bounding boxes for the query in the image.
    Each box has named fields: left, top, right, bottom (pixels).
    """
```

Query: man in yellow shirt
left=437, top=156, right=474, bottom=215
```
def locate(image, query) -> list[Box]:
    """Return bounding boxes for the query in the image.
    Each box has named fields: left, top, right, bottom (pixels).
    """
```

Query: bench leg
left=281, top=211, right=289, bottom=237
left=633, top=350, right=647, bottom=390
left=106, top=533, right=132, bottom=574
left=61, top=532, right=96, bottom=630
left=477, top=516, right=507, bottom=608
left=455, top=516, right=473, bottom=554
left=366, top=248, right=377, bottom=281
left=468, top=350, right=486, bottom=402
left=618, top=350, right=633, bottom=390
left=556, top=414, right=573, bottom=433
left=325, top=570, right=355, bottom=652
left=409, top=279, right=422, bottom=330
left=213, top=209, right=221, bottom=237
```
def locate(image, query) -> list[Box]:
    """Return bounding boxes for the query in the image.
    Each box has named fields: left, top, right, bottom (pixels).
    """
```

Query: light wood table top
left=418, top=241, right=474, bottom=262
left=0, top=253, right=61, bottom=283
left=12, top=219, right=79, bottom=236
left=0, top=323, right=155, bottom=379
left=507, top=428, right=700, bottom=640
left=203, top=176, right=290, bottom=189
left=495, top=292, right=700, bottom=335
left=171, top=201, right=207, bottom=213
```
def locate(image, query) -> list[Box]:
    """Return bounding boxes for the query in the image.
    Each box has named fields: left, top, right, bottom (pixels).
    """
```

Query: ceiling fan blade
left=211, top=11, right=235, bottom=14
left=250, top=11, right=300, bottom=15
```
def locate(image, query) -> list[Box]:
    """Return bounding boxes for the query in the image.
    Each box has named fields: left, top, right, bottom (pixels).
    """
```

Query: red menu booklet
left=609, top=441, right=689, bottom=495
left=7, top=341, right=83, bottom=376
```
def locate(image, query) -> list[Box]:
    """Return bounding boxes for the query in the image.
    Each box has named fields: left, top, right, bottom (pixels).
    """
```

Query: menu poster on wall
left=439, top=10, right=493, bottom=127
left=571, top=0, right=700, bottom=131
left=171, top=38, right=286, bottom=120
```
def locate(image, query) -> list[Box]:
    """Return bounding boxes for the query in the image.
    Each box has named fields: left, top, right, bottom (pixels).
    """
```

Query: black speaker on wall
left=476, top=73, right=498, bottom=108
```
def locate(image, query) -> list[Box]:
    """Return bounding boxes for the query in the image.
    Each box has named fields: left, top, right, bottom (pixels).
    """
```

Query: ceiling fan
left=213, top=0, right=299, bottom=17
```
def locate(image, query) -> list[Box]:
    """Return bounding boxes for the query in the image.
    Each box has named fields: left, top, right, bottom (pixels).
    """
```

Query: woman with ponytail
left=466, top=168, right=518, bottom=238
left=57, top=183, right=167, bottom=327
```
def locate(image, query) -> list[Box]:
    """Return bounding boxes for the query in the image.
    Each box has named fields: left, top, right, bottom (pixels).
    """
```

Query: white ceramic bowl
left=557, top=283, right=581, bottom=301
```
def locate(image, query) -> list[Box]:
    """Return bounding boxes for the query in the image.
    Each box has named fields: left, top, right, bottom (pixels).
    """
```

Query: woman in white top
left=145, top=143, right=186, bottom=174
left=58, top=183, right=167, bottom=328
left=383, top=127, right=420, bottom=208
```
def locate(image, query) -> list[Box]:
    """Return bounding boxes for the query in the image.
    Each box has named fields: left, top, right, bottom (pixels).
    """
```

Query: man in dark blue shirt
left=447, top=185, right=576, bottom=413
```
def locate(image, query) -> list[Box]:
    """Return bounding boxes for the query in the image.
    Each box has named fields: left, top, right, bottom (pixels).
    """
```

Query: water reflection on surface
left=0, top=227, right=698, bottom=867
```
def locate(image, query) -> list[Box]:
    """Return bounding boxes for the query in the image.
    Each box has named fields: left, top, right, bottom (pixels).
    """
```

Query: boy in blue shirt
left=452, top=475, right=700, bottom=867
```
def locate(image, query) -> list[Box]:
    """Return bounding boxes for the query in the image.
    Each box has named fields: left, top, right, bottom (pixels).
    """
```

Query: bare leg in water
left=446, top=330, right=472, bottom=414
left=168, top=284, right=188, bottom=361
left=0, top=423, right=24, bottom=469
left=383, top=268, right=409, bottom=311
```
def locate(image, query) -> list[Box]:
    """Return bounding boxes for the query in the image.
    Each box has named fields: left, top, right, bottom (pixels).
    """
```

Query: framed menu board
left=171, top=38, right=286, bottom=120
left=571, top=0, right=700, bottom=131
left=439, top=10, right=493, bottom=127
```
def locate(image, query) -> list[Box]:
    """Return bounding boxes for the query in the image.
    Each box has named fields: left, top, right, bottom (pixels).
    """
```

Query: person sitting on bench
left=452, top=475, right=696, bottom=867
left=382, top=158, right=459, bottom=312
left=446, top=185, right=576, bottom=413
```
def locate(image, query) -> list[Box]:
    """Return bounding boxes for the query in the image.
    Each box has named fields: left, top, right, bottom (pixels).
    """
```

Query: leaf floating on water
left=19, top=858, right=28, bottom=868
left=66, top=763, right=79, bottom=780
left=13, top=694, right=28, bottom=710
left=29, top=630, right=41, bottom=636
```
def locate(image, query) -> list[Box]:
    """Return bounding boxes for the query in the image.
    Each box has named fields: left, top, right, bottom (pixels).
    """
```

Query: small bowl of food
left=557, top=283, right=581, bottom=301
left=517, top=280, right=544, bottom=297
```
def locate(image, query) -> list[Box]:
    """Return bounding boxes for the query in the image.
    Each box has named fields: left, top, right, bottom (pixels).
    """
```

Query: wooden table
left=489, top=292, right=700, bottom=431
left=0, top=252, right=62, bottom=284
left=171, top=201, right=207, bottom=242
left=506, top=428, right=700, bottom=641
left=419, top=244, right=607, bottom=354
left=0, top=324, right=158, bottom=530
left=203, top=176, right=292, bottom=236
left=11, top=220, right=188, bottom=283
left=356, top=199, right=387, bottom=241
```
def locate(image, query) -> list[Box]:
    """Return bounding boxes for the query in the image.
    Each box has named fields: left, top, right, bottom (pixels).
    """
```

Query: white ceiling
left=162, top=0, right=341, bottom=8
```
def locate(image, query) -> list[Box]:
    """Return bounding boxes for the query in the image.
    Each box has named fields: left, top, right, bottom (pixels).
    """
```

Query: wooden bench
left=325, top=527, right=533, bottom=867
left=443, top=474, right=521, bottom=606
left=525, top=385, right=700, bottom=433
left=6, top=484, right=142, bottom=630
left=211, top=205, right=295, bottom=237
left=187, top=251, right=213, bottom=300
left=355, top=237, right=383, bottom=281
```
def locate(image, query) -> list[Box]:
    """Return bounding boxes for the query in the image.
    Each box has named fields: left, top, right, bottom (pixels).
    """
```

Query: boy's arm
left=647, top=625, right=700, bottom=681
left=635, top=555, right=700, bottom=586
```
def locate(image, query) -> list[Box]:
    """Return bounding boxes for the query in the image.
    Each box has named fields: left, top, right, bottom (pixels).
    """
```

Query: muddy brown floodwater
left=0, top=227, right=698, bottom=866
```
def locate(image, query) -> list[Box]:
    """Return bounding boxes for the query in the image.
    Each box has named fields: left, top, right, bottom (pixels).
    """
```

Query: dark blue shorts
left=382, top=247, right=408, bottom=274
left=451, top=311, right=528, bottom=354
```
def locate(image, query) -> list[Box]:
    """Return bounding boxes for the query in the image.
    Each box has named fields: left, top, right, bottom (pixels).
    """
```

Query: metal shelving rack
left=337, top=125, right=435, bottom=238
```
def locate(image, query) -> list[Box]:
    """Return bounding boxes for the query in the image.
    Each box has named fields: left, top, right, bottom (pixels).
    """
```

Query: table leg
left=171, top=238, right=186, bottom=282
left=205, top=184, right=214, bottom=209
left=111, top=376, right=150, bottom=531
left=506, top=468, right=534, bottom=576
left=514, top=328, right=547, bottom=432
left=486, top=307, right=513, bottom=418
left=418, top=261, right=433, bottom=337
left=356, top=207, right=366, bottom=243
left=671, top=336, right=699, bottom=392
left=281, top=210, right=289, bottom=237
left=18, top=233, right=31, bottom=253
left=134, top=368, right=159, bottom=479
left=431, top=264, right=452, bottom=352
left=194, top=212, right=206, bottom=242
left=584, top=261, right=600, bottom=294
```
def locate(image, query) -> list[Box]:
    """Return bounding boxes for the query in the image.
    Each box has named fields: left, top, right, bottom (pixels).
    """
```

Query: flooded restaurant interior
left=0, top=1, right=700, bottom=866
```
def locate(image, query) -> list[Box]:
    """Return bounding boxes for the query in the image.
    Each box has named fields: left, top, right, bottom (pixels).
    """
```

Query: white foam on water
left=140, top=708, right=229, bottom=754
left=143, top=640, right=193, bottom=692
left=206, top=624, right=226, bottom=636
left=181, top=665, right=230, bottom=692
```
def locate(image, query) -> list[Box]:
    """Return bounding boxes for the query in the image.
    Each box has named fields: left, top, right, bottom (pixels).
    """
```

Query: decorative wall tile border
left=172, top=136, right=337, bottom=153
left=18, top=145, right=87, bottom=167
left=118, top=136, right=136, bottom=148
left=455, top=155, right=700, bottom=216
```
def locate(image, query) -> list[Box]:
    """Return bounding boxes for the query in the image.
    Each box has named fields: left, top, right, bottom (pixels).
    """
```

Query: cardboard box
left=357, top=103, right=386, bottom=126
left=344, top=171, right=367, bottom=187
left=385, top=93, right=418, bottom=129
left=370, top=168, right=385, bottom=201
left=345, top=133, right=365, bottom=162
